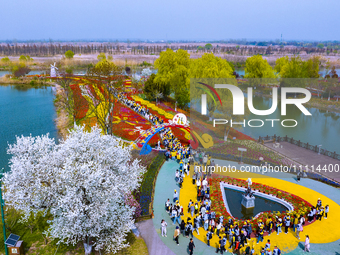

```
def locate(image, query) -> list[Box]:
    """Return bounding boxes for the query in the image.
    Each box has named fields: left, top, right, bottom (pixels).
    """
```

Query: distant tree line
left=0, top=43, right=335, bottom=56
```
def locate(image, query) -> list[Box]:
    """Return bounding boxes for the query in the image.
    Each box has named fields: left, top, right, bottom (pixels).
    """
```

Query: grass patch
left=116, top=232, right=148, bottom=255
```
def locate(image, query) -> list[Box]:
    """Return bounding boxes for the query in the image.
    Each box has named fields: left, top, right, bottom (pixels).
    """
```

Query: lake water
left=0, top=85, right=59, bottom=172
left=0, top=69, right=88, bottom=77
left=232, top=68, right=340, bottom=78
left=191, top=93, right=340, bottom=153
left=0, top=70, right=47, bottom=77
left=238, top=95, right=340, bottom=153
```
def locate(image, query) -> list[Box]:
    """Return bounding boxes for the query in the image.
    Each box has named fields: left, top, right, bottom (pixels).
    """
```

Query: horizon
left=1, top=38, right=339, bottom=44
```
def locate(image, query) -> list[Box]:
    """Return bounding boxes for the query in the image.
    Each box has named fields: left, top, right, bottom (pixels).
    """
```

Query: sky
left=1, top=0, right=339, bottom=41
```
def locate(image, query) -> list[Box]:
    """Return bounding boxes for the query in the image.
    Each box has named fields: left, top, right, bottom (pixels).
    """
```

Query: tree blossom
left=2, top=125, right=146, bottom=253
left=141, top=68, right=152, bottom=77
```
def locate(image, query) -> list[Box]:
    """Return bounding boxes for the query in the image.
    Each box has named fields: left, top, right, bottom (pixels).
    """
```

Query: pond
left=0, top=85, right=59, bottom=172
left=223, top=187, right=288, bottom=220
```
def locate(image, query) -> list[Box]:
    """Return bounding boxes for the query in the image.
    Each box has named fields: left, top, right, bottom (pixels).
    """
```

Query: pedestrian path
left=264, top=141, right=340, bottom=183
left=136, top=219, right=176, bottom=255
left=150, top=158, right=340, bottom=255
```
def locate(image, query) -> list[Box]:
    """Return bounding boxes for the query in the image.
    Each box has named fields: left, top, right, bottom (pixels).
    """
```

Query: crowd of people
left=115, top=90, right=165, bottom=126
left=114, top=89, right=193, bottom=157
left=161, top=152, right=326, bottom=254
left=113, top=89, right=324, bottom=254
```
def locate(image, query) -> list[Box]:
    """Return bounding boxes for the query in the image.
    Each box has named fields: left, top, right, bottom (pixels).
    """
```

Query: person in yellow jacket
left=179, top=159, right=184, bottom=170
left=176, top=153, right=181, bottom=162
left=229, top=232, right=236, bottom=249
left=293, top=216, right=299, bottom=232
left=171, top=151, right=176, bottom=160
left=257, top=226, right=264, bottom=243
left=276, top=219, right=282, bottom=235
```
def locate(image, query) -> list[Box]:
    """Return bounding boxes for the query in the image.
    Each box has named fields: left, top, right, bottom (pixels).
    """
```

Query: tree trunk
left=224, top=125, right=231, bottom=141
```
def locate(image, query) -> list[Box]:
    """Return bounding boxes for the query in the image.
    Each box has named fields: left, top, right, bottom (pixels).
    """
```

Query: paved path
left=136, top=219, right=176, bottom=255
left=264, top=141, right=340, bottom=183
left=142, top=158, right=340, bottom=255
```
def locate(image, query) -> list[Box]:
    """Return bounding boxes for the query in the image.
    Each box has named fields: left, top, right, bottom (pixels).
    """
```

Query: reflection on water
left=239, top=95, right=340, bottom=153
left=191, top=93, right=340, bottom=153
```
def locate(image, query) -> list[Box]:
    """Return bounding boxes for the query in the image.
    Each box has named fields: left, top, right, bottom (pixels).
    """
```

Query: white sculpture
left=242, top=177, right=255, bottom=208
left=247, top=178, right=252, bottom=188
left=50, top=62, right=58, bottom=77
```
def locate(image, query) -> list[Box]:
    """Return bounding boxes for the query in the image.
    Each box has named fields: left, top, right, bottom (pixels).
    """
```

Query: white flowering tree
left=141, top=68, right=152, bottom=77
left=2, top=126, right=146, bottom=254
left=131, top=73, right=141, bottom=83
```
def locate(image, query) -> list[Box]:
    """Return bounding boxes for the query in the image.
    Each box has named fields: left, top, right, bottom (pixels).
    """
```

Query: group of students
left=166, top=159, right=258, bottom=254
left=162, top=129, right=191, bottom=159
left=115, top=90, right=164, bottom=126
left=307, top=198, right=329, bottom=222
left=161, top=155, right=324, bottom=254
left=114, top=89, right=195, bottom=159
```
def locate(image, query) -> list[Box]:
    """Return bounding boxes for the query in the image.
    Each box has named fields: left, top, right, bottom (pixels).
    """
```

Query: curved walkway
left=148, top=158, right=340, bottom=255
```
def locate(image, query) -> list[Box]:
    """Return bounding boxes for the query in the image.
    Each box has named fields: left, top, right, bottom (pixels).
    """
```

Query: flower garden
left=66, top=76, right=303, bottom=222
left=50, top=73, right=340, bottom=255
left=176, top=161, right=340, bottom=254
left=209, top=175, right=313, bottom=234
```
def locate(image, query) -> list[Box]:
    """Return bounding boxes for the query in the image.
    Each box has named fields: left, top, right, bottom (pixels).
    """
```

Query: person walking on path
left=180, top=220, right=186, bottom=236
left=276, top=219, right=282, bottom=235
left=293, top=216, right=299, bottom=232
left=296, top=223, right=303, bottom=240
left=188, top=238, right=195, bottom=255
left=216, top=222, right=223, bottom=237
left=325, top=205, right=329, bottom=219
left=297, top=170, right=302, bottom=182
left=190, top=203, right=195, bottom=217
left=304, top=235, right=310, bottom=252
left=216, top=236, right=223, bottom=254
left=284, top=217, right=290, bottom=234
left=196, top=178, right=201, bottom=191
left=161, top=219, right=167, bottom=237
left=206, top=229, right=213, bottom=246
left=272, top=246, right=281, bottom=255
left=257, top=226, right=264, bottom=244
left=264, top=240, right=271, bottom=251
left=173, top=226, right=180, bottom=245
left=173, top=189, right=179, bottom=202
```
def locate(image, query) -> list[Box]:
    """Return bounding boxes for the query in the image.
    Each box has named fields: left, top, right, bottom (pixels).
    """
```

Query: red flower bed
left=70, top=84, right=89, bottom=120
left=110, top=101, right=160, bottom=144
left=69, top=83, right=160, bottom=144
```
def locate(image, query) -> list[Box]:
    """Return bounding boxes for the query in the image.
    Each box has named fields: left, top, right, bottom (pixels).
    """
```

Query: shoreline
left=52, top=83, right=73, bottom=139
left=0, top=76, right=51, bottom=86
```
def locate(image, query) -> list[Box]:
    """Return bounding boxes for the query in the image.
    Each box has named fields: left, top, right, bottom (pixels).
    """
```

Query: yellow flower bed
left=179, top=170, right=340, bottom=254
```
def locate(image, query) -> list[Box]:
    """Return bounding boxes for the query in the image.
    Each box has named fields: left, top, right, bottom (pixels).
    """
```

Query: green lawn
left=0, top=209, right=147, bottom=255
